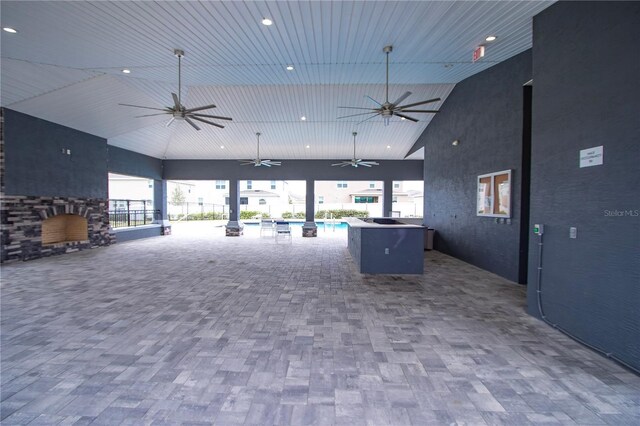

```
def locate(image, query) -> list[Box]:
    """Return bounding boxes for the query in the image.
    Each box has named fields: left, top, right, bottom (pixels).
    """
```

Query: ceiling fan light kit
left=332, top=132, right=379, bottom=168
left=119, top=49, right=232, bottom=131
left=240, top=133, right=282, bottom=167
left=337, top=45, right=441, bottom=125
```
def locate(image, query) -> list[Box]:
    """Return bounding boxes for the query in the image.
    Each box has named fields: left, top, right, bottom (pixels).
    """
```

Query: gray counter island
left=344, top=217, right=425, bottom=274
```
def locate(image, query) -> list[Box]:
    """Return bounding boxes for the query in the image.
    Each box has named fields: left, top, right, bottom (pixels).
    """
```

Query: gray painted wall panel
left=163, top=160, right=422, bottom=181
left=107, top=145, right=162, bottom=180
left=3, top=108, right=108, bottom=198
left=414, top=52, right=532, bottom=282
left=527, top=2, right=640, bottom=370
left=360, top=228, right=424, bottom=275
left=113, top=225, right=163, bottom=242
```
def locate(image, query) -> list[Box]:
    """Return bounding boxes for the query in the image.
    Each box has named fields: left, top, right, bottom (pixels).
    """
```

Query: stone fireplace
left=0, top=196, right=114, bottom=262
left=41, top=214, right=88, bottom=245
left=0, top=109, right=114, bottom=262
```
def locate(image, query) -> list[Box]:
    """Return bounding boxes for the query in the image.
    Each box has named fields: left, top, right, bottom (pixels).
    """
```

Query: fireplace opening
left=41, top=214, right=89, bottom=245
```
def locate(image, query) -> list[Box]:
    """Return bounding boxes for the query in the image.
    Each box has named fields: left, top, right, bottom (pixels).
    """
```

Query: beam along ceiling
left=1, top=1, right=553, bottom=160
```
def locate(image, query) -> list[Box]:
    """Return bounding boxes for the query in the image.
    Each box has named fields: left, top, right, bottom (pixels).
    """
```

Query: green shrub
left=240, top=210, right=269, bottom=220
left=315, top=209, right=369, bottom=219
left=281, top=212, right=293, bottom=219
left=294, top=212, right=306, bottom=219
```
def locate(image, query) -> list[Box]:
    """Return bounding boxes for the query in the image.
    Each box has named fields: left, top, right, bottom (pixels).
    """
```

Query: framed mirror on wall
left=477, top=170, right=512, bottom=218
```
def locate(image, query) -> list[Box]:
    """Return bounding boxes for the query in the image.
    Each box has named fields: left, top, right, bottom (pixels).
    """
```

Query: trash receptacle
left=426, top=228, right=434, bottom=250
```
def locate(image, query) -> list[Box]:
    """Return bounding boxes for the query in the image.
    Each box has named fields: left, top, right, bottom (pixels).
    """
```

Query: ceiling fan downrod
left=383, top=45, right=392, bottom=104
left=174, top=49, right=184, bottom=108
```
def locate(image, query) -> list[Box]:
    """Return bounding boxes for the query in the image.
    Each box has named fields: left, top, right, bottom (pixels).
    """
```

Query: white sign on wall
left=579, top=145, right=603, bottom=168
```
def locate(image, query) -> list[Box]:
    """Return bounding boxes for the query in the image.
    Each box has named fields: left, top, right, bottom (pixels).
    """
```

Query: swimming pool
left=243, top=221, right=348, bottom=230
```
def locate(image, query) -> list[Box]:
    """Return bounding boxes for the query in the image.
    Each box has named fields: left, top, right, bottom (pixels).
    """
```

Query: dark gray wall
left=113, top=225, right=163, bottom=242
left=413, top=51, right=532, bottom=282
left=3, top=108, right=108, bottom=198
left=107, top=145, right=162, bottom=180
left=347, top=226, right=424, bottom=274
left=527, top=2, right=640, bottom=370
left=163, top=160, right=422, bottom=181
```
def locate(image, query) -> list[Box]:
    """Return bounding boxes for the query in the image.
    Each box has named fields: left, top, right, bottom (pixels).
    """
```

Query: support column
left=226, top=178, right=243, bottom=236
left=303, top=179, right=317, bottom=237
left=154, top=179, right=172, bottom=235
left=383, top=179, right=394, bottom=218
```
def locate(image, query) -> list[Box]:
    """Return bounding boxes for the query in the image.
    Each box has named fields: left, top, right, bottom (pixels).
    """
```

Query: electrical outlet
left=569, top=227, right=577, bottom=239
left=384, top=248, right=390, bottom=255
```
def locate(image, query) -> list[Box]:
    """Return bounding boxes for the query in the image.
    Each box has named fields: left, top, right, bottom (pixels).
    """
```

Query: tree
left=170, top=186, right=186, bottom=206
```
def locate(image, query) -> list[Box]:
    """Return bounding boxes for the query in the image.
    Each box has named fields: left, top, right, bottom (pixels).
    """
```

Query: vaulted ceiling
left=1, top=1, right=553, bottom=160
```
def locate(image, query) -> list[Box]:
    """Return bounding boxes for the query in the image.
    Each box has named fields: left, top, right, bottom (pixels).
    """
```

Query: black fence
left=109, top=209, right=161, bottom=228
left=108, top=199, right=161, bottom=228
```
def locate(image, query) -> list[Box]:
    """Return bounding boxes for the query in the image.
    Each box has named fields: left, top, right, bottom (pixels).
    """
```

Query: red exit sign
left=473, top=45, right=485, bottom=62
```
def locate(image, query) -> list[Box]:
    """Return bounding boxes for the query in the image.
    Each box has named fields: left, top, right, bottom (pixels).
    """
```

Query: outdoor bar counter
left=344, top=217, right=425, bottom=274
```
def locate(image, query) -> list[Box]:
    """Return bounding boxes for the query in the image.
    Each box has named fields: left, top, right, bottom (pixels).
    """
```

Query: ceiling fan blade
left=189, top=116, right=224, bottom=129
left=356, top=112, right=382, bottom=125
left=184, top=117, right=201, bottom=131
left=392, top=91, right=412, bottom=106
left=361, top=161, right=380, bottom=166
left=166, top=117, right=175, bottom=127
left=184, top=104, right=217, bottom=113
left=395, top=112, right=419, bottom=122
left=240, top=161, right=255, bottom=166
left=134, top=112, right=169, bottom=118
left=261, top=162, right=271, bottom=167
left=337, top=112, right=377, bottom=119
left=399, top=109, right=440, bottom=113
left=397, top=97, right=441, bottom=109
left=119, top=103, right=168, bottom=111
left=359, top=163, right=373, bottom=167
left=171, top=93, right=180, bottom=110
left=337, top=106, right=378, bottom=110
left=365, top=96, right=383, bottom=107
left=191, top=113, right=233, bottom=121
left=331, top=161, right=347, bottom=166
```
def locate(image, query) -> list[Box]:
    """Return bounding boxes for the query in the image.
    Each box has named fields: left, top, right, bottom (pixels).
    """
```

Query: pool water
left=244, top=221, right=348, bottom=230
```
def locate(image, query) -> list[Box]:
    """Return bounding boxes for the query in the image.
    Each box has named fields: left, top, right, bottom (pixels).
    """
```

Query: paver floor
left=1, top=224, right=639, bottom=425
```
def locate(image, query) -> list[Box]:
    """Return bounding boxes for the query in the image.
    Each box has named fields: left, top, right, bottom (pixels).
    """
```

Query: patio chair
left=260, top=218, right=275, bottom=237
left=275, top=221, right=292, bottom=243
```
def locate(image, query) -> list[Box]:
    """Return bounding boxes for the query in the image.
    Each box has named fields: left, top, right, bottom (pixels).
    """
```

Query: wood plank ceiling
left=1, top=1, right=553, bottom=160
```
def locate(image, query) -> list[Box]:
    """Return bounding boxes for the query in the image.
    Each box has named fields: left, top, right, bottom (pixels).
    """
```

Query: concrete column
left=303, top=179, right=317, bottom=237
left=154, top=179, right=171, bottom=234
left=226, top=178, right=243, bottom=236
left=383, top=179, right=394, bottom=217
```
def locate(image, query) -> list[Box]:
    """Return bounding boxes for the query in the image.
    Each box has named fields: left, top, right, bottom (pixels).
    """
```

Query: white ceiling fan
left=337, top=45, right=441, bottom=125
left=240, top=133, right=281, bottom=167
left=332, top=132, right=379, bottom=168
left=119, top=49, right=232, bottom=130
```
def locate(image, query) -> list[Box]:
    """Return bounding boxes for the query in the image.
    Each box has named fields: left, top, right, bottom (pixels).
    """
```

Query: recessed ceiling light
left=261, top=18, right=273, bottom=26
left=121, top=69, right=131, bottom=74
left=386, top=145, right=391, bottom=149
left=220, top=145, right=225, bottom=149
left=300, top=116, right=306, bottom=121
left=286, top=65, right=294, bottom=71
left=306, top=145, right=310, bottom=149
left=400, top=117, right=406, bottom=120
left=452, top=140, right=460, bottom=146
left=485, top=35, right=497, bottom=42
left=3, top=27, right=17, bottom=34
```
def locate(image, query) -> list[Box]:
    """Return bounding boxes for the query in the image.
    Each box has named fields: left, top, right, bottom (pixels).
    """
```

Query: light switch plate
left=569, top=227, right=577, bottom=239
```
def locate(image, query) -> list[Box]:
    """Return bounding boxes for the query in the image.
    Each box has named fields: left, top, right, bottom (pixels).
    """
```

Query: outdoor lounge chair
left=275, top=221, right=292, bottom=242
left=260, top=218, right=275, bottom=237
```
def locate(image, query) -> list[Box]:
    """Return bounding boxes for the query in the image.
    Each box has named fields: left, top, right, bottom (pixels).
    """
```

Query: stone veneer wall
left=1, top=197, right=114, bottom=262
left=0, top=109, right=114, bottom=262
